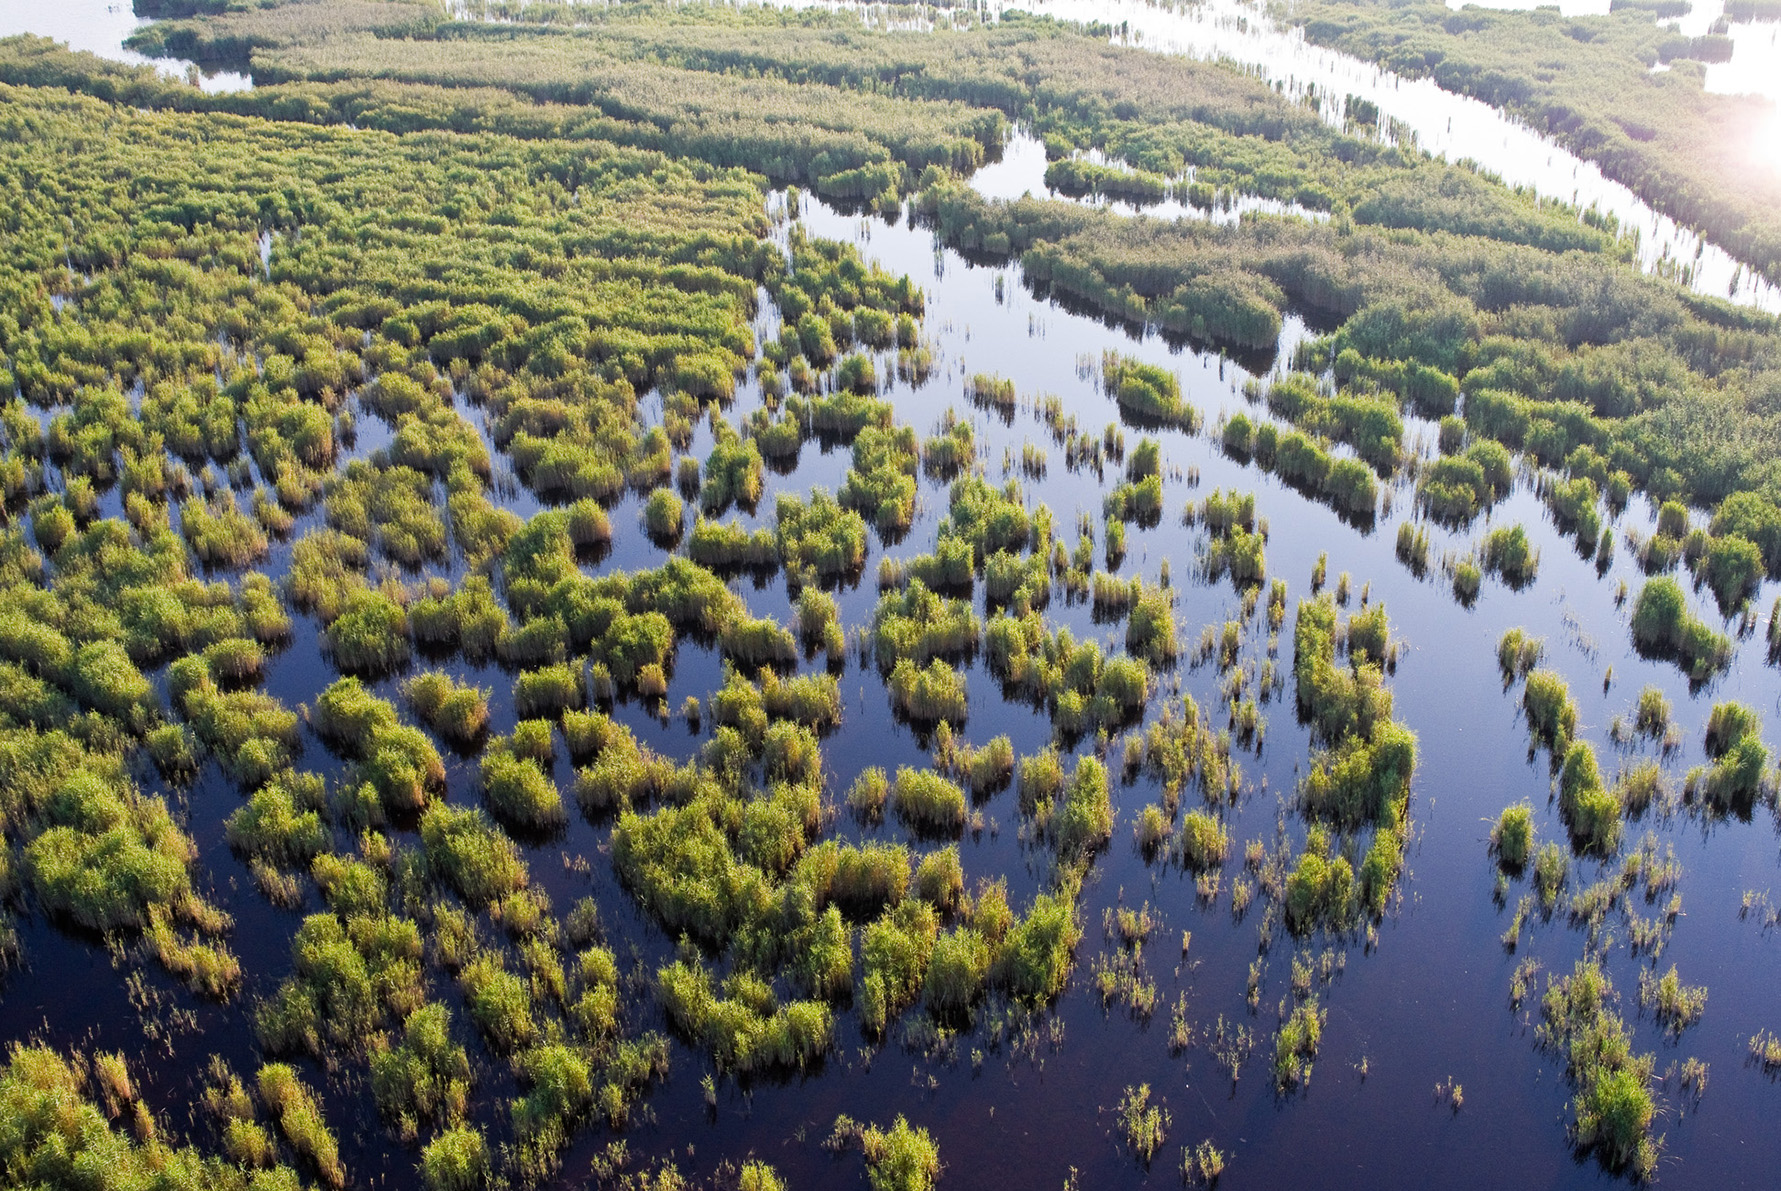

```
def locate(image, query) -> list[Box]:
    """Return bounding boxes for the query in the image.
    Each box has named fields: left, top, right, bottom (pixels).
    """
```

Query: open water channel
left=1, top=2, right=1780, bottom=1188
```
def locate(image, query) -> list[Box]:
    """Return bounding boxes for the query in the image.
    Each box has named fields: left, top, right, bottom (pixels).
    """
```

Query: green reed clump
left=1179, top=810, right=1229, bottom=872
left=967, top=374, right=1016, bottom=411
left=1699, top=533, right=1762, bottom=614
left=839, top=424, right=919, bottom=532
left=921, top=418, right=974, bottom=479
left=1395, top=520, right=1430, bottom=572
left=183, top=492, right=270, bottom=567
left=643, top=488, right=684, bottom=544
left=795, top=586, right=846, bottom=657
left=421, top=804, right=528, bottom=907
left=889, top=658, right=968, bottom=723
left=1482, top=524, right=1538, bottom=585
left=701, top=433, right=764, bottom=514
left=1292, top=596, right=1391, bottom=744
left=1273, top=997, right=1324, bottom=1090
left=1539, top=960, right=1657, bottom=1178
left=935, top=726, right=1013, bottom=797
left=421, top=1127, right=491, bottom=1191
left=1631, top=686, right=1669, bottom=738
left=1115, top=1083, right=1170, bottom=1165
left=1017, top=747, right=1067, bottom=816
left=405, top=672, right=490, bottom=746
left=1630, top=577, right=1730, bottom=678
left=481, top=747, right=566, bottom=830
left=789, top=905, right=854, bottom=1001
left=324, top=589, right=410, bottom=676
left=1704, top=701, right=1760, bottom=757
left=1685, top=730, right=1768, bottom=813
left=860, top=900, right=939, bottom=1035
left=312, top=677, right=444, bottom=813
left=458, top=953, right=536, bottom=1055
left=914, top=846, right=965, bottom=914
left=860, top=1115, right=942, bottom=1191
left=812, top=840, right=911, bottom=915
left=659, top=959, right=834, bottom=1074
left=259, top=1062, right=345, bottom=1187
left=1105, top=474, right=1163, bottom=525
left=1451, top=555, right=1481, bottom=601
left=922, top=925, right=992, bottom=1015
left=1299, top=721, right=1417, bottom=828
left=1418, top=452, right=1493, bottom=522
left=1491, top=803, right=1534, bottom=870
left=776, top=489, right=868, bottom=579
left=1285, top=829, right=1355, bottom=934
left=1638, top=963, right=1706, bottom=1035
left=202, top=637, right=265, bottom=683
left=514, top=663, right=585, bottom=719
left=1126, top=585, right=1179, bottom=664
left=890, top=767, right=967, bottom=836
left=409, top=576, right=508, bottom=658
left=226, top=773, right=327, bottom=869
left=1497, top=628, right=1544, bottom=678
left=611, top=799, right=753, bottom=946
left=720, top=615, right=798, bottom=668
left=313, top=675, right=396, bottom=741
left=1558, top=741, right=1621, bottom=855
left=58, top=653, right=149, bottom=743
left=847, top=767, right=890, bottom=822
left=1207, top=527, right=1265, bottom=585
left=497, top=615, right=569, bottom=668
left=1522, top=670, right=1578, bottom=754
left=25, top=770, right=202, bottom=933
left=1050, top=755, right=1113, bottom=857
left=566, top=498, right=612, bottom=549
left=907, top=539, right=973, bottom=592
left=1104, top=352, right=1195, bottom=428
left=369, top=1002, right=471, bottom=1139
left=577, top=732, right=680, bottom=816
left=1533, top=841, right=1569, bottom=911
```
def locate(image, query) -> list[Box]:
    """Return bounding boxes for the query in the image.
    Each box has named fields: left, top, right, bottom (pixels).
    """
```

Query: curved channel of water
left=1, top=4, right=1780, bottom=1189
left=0, top=0, right=250, bottom=92
left=9, top=0, right=1781, bottom=306
left=778, top=0, right=1781, bottom=310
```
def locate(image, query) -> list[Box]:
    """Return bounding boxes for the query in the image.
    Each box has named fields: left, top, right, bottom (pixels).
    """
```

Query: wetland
left=3, top=1, right=1781, bottom=1189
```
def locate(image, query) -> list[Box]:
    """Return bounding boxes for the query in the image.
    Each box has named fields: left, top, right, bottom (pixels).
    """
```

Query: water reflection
left=0, top=0, right=250, bottom=92
left=972, top=128, right=1334, bottom=225
left=776, top=0, right=1781, bottom=306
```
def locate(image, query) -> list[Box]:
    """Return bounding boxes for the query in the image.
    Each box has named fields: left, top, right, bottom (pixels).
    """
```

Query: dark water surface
left=1, top=3, right=1780, bottom=1187
left=2, top=176, right=1778, bottom=1188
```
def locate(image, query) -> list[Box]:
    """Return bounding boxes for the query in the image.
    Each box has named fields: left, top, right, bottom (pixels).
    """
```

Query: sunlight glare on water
left=0, top=0, right=250, bottom=91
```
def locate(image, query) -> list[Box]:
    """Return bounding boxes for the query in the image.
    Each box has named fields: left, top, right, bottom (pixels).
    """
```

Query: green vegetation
left=1491, top=803, right=1534, bottom=870
left=2, top=0, right=1777, bottom=1184
left=857, top=1115, right=942, bottom=1191
left=1539, top=961, right=1658, bottom=1178
left=1630, top=577, right=1731, bottom=679
left=1482, top=525, right=1538, bottom=586
left=0, top=1044, right=309, bottom=1191
left=1522, top=670, right=1578, bottom=755
left=1558, top=740, right=1622, bottom=855
left=1296, top=0, right=1781, bottom=282
left=1116, top=1083, right=1170, bottom=1165
left=1687, top=701, right=1769, bottom=812
left=1290, top=597, right=1415, bottom=922
left=1274, top=997, right=1325, bottom=1090
left=890, top=767, right=968, bottom=837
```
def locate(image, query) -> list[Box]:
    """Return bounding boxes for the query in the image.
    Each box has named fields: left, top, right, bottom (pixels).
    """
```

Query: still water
left=1, top=3, right=1780, bottom=1189
left=0, top=0, right=249, bottom=90
left=10, top=0, right=1781, bottom=305
left=5, top=176, right=1781, bottom=1191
